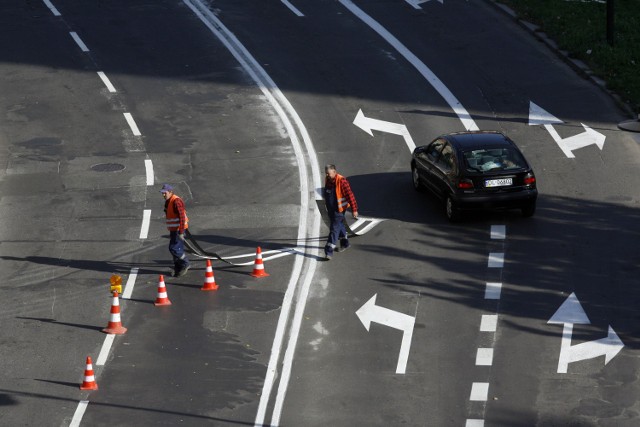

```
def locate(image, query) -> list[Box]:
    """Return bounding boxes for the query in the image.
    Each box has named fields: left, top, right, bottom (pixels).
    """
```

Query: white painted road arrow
left=356, top=294, right=416, bottom=374
left=353, top=109, right=416, bottom=152
left=528, top=101, right=606, bottom=158
left=548, top=292, right=624, bottom=373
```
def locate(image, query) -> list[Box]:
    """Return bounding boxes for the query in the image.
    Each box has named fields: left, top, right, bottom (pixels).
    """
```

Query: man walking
left=323, top=164, right=358, bottom=260
left=160, top=184, right=190, bottom=277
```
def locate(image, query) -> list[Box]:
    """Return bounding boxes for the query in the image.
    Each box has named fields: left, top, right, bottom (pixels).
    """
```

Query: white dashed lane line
left=475, top=348, right=494, bottom=366
left=97, top=71, right=117, bottom=93
left=487, top=252, right=504, bottom=268
left=121, top=267, right=139, bottom=300
left=69, top=32, right=89, bottom=52
left=123, top=112, right=142, bottom=136
left=470, top=382, right=490, bottom=402
left=95, top=334, right=115, bottom=366
left=144, top=159, right=154, bottom=186
left=490, top=225, right=506, bottom=240
left=42, top=0, right=61, bottom=16
left=466, top=419, right=485, bottom=427
left=480, top=314, right=498, bottom=332
left=484, top=282, right=502, bottom=300
left=139, top=209, right=151, bottom=239
left=69, top=401, right=89, bottom=427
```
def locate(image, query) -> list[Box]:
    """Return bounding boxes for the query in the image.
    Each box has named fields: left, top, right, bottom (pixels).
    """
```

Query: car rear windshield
left=463, top=147, right=527, bottom=173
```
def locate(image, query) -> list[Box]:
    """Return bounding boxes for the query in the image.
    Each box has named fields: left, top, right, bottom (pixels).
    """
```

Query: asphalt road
left=1, top=0, right=640, bottom=426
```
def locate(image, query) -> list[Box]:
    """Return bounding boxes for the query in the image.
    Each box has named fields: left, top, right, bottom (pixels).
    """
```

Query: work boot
left=176, top=264, right=190, bottom=277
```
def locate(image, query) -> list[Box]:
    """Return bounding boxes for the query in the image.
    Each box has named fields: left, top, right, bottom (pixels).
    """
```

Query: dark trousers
left=169, top=231, right=189, bottom=270
left=325, top=212, right=349, bottom=256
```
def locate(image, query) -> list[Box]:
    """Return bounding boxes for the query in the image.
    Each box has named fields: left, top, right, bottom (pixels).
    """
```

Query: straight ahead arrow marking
left=528, top=101, right=606, bottom=158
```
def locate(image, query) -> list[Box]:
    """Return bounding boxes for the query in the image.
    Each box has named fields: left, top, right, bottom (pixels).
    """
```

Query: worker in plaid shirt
left=323, top=164, right=358, bottom=260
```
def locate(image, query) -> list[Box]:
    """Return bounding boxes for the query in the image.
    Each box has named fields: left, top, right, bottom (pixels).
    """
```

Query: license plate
left=485, top=178, right=512, bottom=188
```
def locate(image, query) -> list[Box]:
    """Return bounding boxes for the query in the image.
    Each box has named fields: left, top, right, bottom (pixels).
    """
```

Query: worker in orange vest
left=160, top=184, right=190, bottom=277
left=323, top=164, right=358, bottom=260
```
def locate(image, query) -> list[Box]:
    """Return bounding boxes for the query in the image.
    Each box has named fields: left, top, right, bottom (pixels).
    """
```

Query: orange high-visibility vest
left=165, top=194, right=189, bottom=231
left=335, top=174, right=350, bottom=213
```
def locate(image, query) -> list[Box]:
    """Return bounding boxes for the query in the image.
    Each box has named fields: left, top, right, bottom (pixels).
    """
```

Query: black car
left=411, top=131, right=537, bottom=221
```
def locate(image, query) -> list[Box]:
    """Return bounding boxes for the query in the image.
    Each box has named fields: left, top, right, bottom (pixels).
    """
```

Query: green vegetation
left=498, top=0, right=640, bottom=113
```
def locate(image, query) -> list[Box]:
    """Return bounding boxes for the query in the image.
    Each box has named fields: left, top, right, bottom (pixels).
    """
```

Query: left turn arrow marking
left=356, top=294, right=416, bottom=374
left=353, top=109, right=416, bottom=152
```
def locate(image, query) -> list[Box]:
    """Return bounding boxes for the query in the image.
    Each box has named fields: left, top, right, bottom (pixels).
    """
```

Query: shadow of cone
left=102, top=291, right=127, bottom=334
left=201, top=259, right=219, bottom=291
left=250, top=246, right=270, bottom=278
left=154, top=275, right=172, bottom=306
left=80, top=356, right=98, bottom=390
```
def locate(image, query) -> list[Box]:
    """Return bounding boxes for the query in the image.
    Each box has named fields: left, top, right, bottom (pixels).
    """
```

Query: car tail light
left=524, top=173, right=536, bottom=186
left=457, top=179, right=474, bottom=189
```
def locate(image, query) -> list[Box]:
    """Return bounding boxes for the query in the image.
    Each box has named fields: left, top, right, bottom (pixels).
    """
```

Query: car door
left=421, top=139, right=445, bottom=194
left=431, top=142, right=457, bottom=198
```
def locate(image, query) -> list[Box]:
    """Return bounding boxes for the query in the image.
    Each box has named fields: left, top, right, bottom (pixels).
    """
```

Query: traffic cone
left=250, top=246, right=270, bottom=278
left=201, top=259, right=219, bottom=291
left=102, top=291, right=127, bottom=334
left=80, top=356, right=98, bottom=390
left=154, top=275, right=172, bottom=306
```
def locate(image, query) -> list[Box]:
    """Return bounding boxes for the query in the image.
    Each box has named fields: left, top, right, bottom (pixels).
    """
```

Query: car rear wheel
left=446, top=195, right=461, bottom=222
left=411, top=165, right=422, bottom=191
left=522, top=201, right=536, bottom=217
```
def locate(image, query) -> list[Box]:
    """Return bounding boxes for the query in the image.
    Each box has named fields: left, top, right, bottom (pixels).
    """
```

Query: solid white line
left=69, top=400, right=89, bottom=427
left=96, top=333, right=115, bottom=366
left=42, top=0, right=61, bottom=16
left=180, top=3, right=321, bottom=426
left=484, top=282, right=502, bottom=300
left=122, top=267, right=139, bottom=300
left=470, top=382, right=489, bottom=401
left=69, top=32, right=89, bottom=52
left=144, top=159, right=154, bottom=186
left=97, top=71, right=117, bottom=93
left=465, top=419, right=485, bottom=427
left=339, top=0, right=479, bottom=131
left=139, top=210, right=151, bottom=239
left=280, top=0, right=304, bottom=17
left=123, top=112, right=142, bottom=136
left=488, top=252, right=504, bottom=268
left=475, top=348, right=494, bottom=366
left=480, top=314, right=498, bottom=332
left=490, top=224, right=506, bottom=240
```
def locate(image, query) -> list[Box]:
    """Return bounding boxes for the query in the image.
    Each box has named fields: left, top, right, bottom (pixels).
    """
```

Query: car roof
left=442, top=131, right=514, bottom=150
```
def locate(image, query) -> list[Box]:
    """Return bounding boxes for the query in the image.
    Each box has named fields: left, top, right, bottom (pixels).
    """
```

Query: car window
left=436, top=143, right=455, bottom=173
left=426, top=139, right=445, bottom=162
left=463, top=147, right=527, bottom=173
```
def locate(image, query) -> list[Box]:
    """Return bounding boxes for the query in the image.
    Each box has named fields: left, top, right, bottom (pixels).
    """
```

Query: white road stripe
left=97, top=71, right=117, bottom=93
left=42, top=0, right=61, bottom=16
left=465, top=419, right=485, bottom=427
left=484, top=282, right=502, bottom=300
left=96, top=333, right=115, bottom=366
left=280, top=0, right=304, bottom=16
left=139, top=210, right=151, bottom=239
left=475, top=348, right=494, bottom=366
left=490, top=224, right=506, bottom=240
left=144, top=159, right=154, bottom=185
left=181, top=4, right=322, bottom=426
left=122, top=268, right=139, bottom=300
left=480, top=314, right=498, bottom=332
left=470, top=382, right=489, bottom=401
left=69, top=32, right=89, bottom=52
left=488, top=252, right=504, bottom=268
left=339, top=0, right=479, bottom=131
left=69, top=401, right=89, bottom=427
left=123, top=112, right=142, bottom=136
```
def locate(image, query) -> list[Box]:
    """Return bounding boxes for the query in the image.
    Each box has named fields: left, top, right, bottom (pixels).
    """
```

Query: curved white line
left=339, top=0, right=479, bottom=132
left=181, top=2, right=321, bottom=426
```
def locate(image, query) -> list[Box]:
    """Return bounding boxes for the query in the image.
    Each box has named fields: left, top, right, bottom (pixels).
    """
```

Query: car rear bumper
left=453, top=189, right=538, bottom=211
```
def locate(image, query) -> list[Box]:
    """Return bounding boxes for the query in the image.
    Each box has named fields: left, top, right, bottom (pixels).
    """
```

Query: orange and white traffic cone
left=201, top=259, right=219, bottom=291
left=154, top=275, right=172, bottom=306
left=102, top=291, right=127, bottom=334
left=80, top=356, right=98, bottom=390
left=250, top=246, right=269, bottom=278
